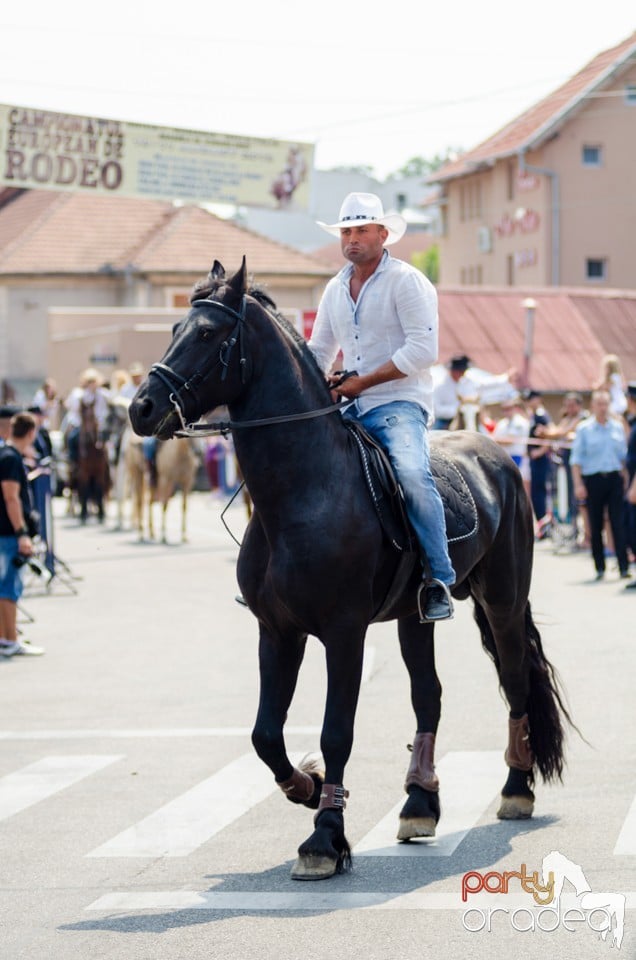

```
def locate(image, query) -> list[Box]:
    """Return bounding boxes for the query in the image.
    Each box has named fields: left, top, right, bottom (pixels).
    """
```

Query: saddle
left=344, top=421, right=478, bottom=621
left=344, top=420, right=478, bottom=551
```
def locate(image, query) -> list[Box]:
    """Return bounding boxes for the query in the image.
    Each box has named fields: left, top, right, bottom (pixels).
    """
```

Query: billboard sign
left=0, top=104, right=313, bottom=210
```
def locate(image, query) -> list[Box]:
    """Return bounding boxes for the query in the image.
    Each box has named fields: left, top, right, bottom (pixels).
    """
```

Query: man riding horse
left=310, top=192, right=455, bottom=622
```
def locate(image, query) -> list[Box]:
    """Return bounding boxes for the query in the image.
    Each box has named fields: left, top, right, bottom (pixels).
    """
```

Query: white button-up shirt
left=308, top=251, right=438, bottom=416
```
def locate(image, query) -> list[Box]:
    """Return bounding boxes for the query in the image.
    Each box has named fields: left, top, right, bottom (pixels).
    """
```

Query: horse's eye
left=199, top=328, right=211, bottom=341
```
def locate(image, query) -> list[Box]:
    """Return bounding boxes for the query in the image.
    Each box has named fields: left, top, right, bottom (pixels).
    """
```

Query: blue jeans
left=344, top=401, right=456, bottom=586
left=0, top=536, right=25, bottom=602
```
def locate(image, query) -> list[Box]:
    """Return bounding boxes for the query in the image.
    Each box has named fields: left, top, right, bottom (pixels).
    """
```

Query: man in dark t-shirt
left=0, top=412, right=45, bottom=656
left=625, top=383, right=636, bottom=589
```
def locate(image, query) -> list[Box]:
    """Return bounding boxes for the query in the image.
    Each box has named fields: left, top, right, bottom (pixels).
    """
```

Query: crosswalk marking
left=614, top=795, right=636, bottom=855
left=87, top=752, right=301, bottom=858
left=85, top=889, right=636, bottom=913
left=354, top=750, right=503, bottom=857
left=0, top=727, right=320, bottom=741
left=0, top=755, right=123, bottom=823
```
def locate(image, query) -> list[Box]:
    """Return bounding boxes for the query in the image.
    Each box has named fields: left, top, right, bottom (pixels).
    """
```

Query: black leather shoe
left=417, top=579, right=454, bottom=623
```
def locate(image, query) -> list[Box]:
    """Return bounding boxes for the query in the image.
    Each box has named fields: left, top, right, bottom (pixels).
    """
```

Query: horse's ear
left=209, top=260, right=225, bottom=281
left=228, top=257, right=247, bottom=298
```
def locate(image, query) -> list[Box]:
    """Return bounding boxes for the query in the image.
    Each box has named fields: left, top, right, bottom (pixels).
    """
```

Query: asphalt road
left=1, top=491, right=634, bottom=960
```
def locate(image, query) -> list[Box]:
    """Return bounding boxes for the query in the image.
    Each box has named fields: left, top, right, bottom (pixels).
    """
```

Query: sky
left=2, top=2, right=635, bottom=180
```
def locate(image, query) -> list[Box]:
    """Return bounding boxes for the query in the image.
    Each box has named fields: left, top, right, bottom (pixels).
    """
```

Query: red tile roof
left=437, top=286, right=636, bottom=391
left=431, top=31, right=636, bottom=183
left=0, top=190, right=331, bottom=277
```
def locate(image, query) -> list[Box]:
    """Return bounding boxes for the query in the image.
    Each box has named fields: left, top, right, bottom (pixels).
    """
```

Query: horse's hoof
left=497, top=795, right=534, bottom=819
left=291, top=855, right=338, bottom=880
left=397, top=816, right=436, bottom=841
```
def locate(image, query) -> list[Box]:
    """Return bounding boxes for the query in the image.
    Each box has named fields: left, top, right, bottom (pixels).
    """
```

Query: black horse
left=129, top=259, right=572, bottom=880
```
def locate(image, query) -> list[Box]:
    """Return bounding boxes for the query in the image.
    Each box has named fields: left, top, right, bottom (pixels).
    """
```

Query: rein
left=174, top=402, right=345, bottom=438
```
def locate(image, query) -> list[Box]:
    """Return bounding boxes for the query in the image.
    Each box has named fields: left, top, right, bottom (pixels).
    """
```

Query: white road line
left=86, top=890, right=636, bottom=913
left=614, top=795, right=636, bottom=855
left=0, top=727, right=320, bottom=741
left=0, top=755, right=123, bottom=823
left=87, top=752, right=301, bottom=858
left=354, top=750, right=504, bottom=857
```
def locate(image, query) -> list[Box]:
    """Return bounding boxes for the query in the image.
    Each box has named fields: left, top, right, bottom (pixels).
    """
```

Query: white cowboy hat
left=317, top=192, right=407, bottom=245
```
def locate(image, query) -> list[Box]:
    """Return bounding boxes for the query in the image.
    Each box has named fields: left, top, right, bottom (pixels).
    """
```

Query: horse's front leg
left=397, top=614, right=442, bottom=841
left=293, top=625, right=365, bottom=881
left=251, top=624, right=320, bottom=799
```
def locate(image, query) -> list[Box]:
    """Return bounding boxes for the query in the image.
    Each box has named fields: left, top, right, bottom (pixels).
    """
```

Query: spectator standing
left=32, top=378, right=62, bottom=431
left=540, top=392, right=590, bottom=537
left=0, top=412, right=45, bottom=656
left=570, top=390, right=629, bottom=581
left=624, top=383, right=636, bottom=589
left=593, top=353, right=627, bottom=417
left=118, top=362, right=145, bottom=401
left=524, top=389, right=552, bottom=526
left=492, top=396, right=530, bottom=468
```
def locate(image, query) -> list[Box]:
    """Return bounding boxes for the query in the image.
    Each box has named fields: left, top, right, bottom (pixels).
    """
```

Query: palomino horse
left=148, top=437, right=199, bottom=543
left=130, top=260, right=573, bottom=881
left=119, top=428, right=198, bottom=543
left=76, top=400, right=111, bottom=523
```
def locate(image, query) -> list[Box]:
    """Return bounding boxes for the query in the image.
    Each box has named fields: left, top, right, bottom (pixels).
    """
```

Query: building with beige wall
left=429, top=32, right=636, bottom=289
left=0, top=188, right=331, bottom=402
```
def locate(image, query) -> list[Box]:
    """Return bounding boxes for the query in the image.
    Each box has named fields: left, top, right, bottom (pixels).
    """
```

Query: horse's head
left=129, top=259, right=251, bottom=439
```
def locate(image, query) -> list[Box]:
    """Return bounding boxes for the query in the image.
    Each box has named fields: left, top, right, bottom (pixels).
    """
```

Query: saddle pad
left=430, top=449, right=478, bottom=543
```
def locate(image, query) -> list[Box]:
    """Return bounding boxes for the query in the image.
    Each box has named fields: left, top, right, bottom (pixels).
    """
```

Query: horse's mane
left=190, top=275, right=330, bottom=396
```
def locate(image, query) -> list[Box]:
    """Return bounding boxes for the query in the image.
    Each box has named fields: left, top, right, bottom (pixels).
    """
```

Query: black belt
left=584, top=471, right=620, bottom=478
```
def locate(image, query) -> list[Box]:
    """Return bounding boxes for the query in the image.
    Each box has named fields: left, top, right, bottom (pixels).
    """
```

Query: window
left=586, top=258, right=606, bottom=281
left=582, top=145, right=602, bottom=166
left=507, top=161, right=515, bottom=201
left=625, top=84, right=636, bottom=104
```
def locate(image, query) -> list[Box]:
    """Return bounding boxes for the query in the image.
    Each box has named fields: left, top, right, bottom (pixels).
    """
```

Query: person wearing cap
left=0, top=405, right=21, bottom=447
left=624, top=382, right=636, bottom=588
left=432, top=355, right=516, bottom=430
left=570, top=389, right=629, bottom=581
left=308, top=192, right=455, bottom=622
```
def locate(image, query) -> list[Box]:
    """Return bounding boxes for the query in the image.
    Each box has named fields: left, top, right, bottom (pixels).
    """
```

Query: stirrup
left=417, top=578, right=454, bottom=623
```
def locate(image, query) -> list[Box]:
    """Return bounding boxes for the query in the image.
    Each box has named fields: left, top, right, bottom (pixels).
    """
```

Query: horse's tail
left=473, top=599, right=575, bottom=784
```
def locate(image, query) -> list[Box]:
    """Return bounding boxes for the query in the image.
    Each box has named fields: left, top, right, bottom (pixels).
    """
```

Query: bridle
left=149, top=297, right=250, bottom=432
left=148, top=295, right=344, bottom=436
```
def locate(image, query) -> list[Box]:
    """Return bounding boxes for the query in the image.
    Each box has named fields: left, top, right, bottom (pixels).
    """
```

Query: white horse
left=542, top=850, right=626, bottom=948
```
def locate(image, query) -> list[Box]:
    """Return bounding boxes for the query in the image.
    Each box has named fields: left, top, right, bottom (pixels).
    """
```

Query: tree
left=412, top=245, right=439, bottom=284
left=390, top=150, right=464, bottom=179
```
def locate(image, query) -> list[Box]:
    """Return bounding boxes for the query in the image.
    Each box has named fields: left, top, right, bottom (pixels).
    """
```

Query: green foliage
left=390, top=150, right=464, bottom=179
left=412, top=245, right=440, bottom=283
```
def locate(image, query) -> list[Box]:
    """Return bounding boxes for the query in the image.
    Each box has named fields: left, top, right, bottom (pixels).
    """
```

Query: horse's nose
left=137, top=397, right=154, bottom=420
left=129, top=395, right=155, bottom=434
